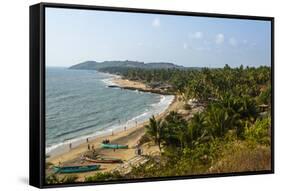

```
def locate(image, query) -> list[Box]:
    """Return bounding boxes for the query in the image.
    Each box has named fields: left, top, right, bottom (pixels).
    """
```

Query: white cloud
left=215, top=33, right=224, bottom=44
left=183, top=43, right=188, bottom=49
left=152, top=18, right=160, bottom=27
left=189, top=31, right=203, bottom=39
left=229, top=37, right=237, bottom=46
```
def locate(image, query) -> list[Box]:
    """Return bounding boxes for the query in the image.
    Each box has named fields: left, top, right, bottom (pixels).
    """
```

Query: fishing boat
left=84, top=156, right=123, bottom=164
left=53, top=164, right=100, bottom=173
left=101, top=143, right=129, bottom=149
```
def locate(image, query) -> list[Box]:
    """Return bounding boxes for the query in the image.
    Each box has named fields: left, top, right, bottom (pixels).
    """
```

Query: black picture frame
left=30, top=2, right=274, bottom=189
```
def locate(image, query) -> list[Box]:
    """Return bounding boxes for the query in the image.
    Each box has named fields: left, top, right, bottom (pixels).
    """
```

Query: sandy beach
left=112, top=77, right=174, bottom=95
left=112, top=78, right=148, bottom=90
left=46, top=77, right=183, bottom=181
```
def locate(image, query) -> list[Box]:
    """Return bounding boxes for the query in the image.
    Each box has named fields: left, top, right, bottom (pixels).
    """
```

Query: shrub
left=45, top=174, right=60, bottom=184
left=209, top=141, right=271, bottom=173
left=84, top=171, right=122, bottom=182
left=244, top=117, right=271, bottom=145
left=60, top=175, right=78, bottom=183
left=45, top=174, right=78, bottom=184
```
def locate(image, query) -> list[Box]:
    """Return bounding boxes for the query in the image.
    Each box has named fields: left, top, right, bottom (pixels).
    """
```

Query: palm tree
left=162, top=111, right=187, bottom=148
left=239, top=96, right=258, bottom=122
left=145, top=116, right=165, bottom=152
left=188, top=113, right=207, bottom=147
left=205, top=104, right=236, bottom=138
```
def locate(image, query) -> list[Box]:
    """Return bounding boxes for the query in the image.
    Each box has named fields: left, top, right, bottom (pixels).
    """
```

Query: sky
left=46, top=7, right=271, bottom=68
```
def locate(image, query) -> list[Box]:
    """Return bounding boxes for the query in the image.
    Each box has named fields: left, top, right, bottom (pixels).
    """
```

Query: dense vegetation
left=98, top=65, right=272, bottom=179
left=101, top=64, right=271, bottom=105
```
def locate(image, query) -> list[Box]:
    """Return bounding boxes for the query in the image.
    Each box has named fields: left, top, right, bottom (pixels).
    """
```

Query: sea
left=46, top=67, right=174, bottom=156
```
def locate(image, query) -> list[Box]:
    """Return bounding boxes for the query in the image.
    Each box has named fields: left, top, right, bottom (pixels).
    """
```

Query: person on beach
left=69, top=143, right=72, bottom=150
left=86, top=138, right=89, bottom=143
left=124, top=126, right=127, bottom=131
left=135, top=146, right=142, bottom=156
left=87, top=144, right=90, bottom=150
left=92, top=145, right=95, bottom=153
left=80, top=154, right=85, bottom=163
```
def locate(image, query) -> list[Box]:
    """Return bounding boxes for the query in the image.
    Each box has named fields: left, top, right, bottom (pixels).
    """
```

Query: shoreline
left=47, top=99, right=179, bottom=180
left=46, top=76, right=181, bottom=180
left=46, top=72, right=173, bottom=156
left=112, top=77, right=174, bottom=95
left=46, top=88, right=174, bottom=157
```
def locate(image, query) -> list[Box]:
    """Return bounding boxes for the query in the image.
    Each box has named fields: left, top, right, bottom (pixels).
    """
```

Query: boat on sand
left=84, top=156, right=123, bottom=163
left=53, top=164, right=100, bottom=173
left=101, top=143, right=128, bottom=149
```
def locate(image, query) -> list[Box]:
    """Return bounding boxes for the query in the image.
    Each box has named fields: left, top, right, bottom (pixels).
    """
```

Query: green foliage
left=209, top=140, right=271, bottom=173
left=145, top=115, right=166, bottom=151
left=103, top=65, right=271, bottom=103
left=46, top=174, right=60, bottom=184
left=162, top=111, right=188, bottom=148
left=186, top=113, right=207, bottom=147
left=258, top=84, right=271, bottom=106
left=45, top=174, right=78, bottom=184
left=134, top=94, right=271, bottom=177
left=205, top=104, right=236, bottom=138
left=60, top=175, right=79, bottom=183
left=244, top=117, right=271, bottom=145
left=84, top=171, right=122, bottom=182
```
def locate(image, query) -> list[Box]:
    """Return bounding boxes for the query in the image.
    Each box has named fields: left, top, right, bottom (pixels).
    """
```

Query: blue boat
left=101, top=143, right=128, bottom=149
left=53, top=164, right=100, bottom=173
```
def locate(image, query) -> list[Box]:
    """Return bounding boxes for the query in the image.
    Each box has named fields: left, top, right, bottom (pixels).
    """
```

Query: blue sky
left=46, top=8, right=271, bottom=68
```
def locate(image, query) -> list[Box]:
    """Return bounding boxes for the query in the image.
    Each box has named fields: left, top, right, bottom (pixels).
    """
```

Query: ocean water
left=46, top=67, right=174, bottom=155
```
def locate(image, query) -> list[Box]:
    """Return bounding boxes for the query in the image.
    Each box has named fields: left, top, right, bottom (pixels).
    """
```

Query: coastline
left=46, top=71, right=173, bottom=156
left=111, top=76, right=174, bottom=95
left=46, top=76, right=181, bottom=180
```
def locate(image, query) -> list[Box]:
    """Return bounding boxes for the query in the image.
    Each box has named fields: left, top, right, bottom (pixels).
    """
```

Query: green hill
left=69, top=60, right=185, bottom=70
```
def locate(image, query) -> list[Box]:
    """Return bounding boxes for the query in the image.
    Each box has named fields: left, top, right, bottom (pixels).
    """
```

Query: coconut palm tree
left=162, top=111, right=187, bottom=148
left=145, top=116, right=165, bottom=152
left=205, top=104, right=236, bottom=138
left=188, top=113, right=208, bottom=147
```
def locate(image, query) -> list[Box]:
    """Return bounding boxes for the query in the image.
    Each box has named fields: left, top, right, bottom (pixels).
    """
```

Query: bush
left=209, top=141, right=271, bottom=173
left=46, top=174, right=60, bottom=184
left=45, top=174, right=78, bottom=184
left=244, top=117, right=271, bottom=145
left=84, top=171, right=122, bottom=182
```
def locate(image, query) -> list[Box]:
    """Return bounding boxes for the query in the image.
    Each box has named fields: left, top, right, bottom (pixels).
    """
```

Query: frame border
left=29, top=2, right=274, bottom=189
